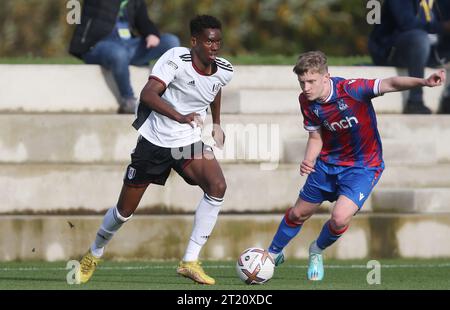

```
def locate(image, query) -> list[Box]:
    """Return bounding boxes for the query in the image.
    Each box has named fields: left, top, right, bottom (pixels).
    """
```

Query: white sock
left=309, top=240, right=323, bottom=254
left=183, top=241, right=203, bottom=262
left=183, top=194, right=223, bottom=262
left=90, top=206, right=132, bottom=258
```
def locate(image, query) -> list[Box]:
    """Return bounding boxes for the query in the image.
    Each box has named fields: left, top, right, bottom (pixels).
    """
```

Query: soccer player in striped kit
left=268, top=50, right=446, bottom=281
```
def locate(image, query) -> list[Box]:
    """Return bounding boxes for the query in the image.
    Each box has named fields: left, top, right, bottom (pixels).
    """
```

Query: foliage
left=0, top=55, right=372, bottom=66
left=0, top=0, right=374, bottom=58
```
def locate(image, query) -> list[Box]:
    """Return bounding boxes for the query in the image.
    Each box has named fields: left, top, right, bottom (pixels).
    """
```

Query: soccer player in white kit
left=78, top=15, right=233, bottom=285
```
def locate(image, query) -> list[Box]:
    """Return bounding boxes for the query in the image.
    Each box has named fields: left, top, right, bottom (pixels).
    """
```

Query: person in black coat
left=69, top=0, right=180, bottom=114
left=368, top=0, right=450, bottom=114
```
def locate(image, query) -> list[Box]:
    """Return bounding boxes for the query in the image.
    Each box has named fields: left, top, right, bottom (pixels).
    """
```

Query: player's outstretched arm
left=140, top=78, right=202, bottom=128
left=379, top=69, right=446, bottom=94
left=300, top=130, right=323, bottom=176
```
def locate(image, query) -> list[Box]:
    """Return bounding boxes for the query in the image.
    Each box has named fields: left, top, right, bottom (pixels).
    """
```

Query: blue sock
left=316, top=220, right=348, bottom=250
left=268, top=209, right=302, bottom=254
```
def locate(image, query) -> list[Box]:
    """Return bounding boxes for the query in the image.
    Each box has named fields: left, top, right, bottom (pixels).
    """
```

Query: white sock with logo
left=182, top=194, right=223, bottom=262
left=90, top=206, right=132, bottom=258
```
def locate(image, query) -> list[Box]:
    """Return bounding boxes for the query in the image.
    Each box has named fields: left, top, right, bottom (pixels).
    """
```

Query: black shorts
left=123, top=136, right=213, bottom=187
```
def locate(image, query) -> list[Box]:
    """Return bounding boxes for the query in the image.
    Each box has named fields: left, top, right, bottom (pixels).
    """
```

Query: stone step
left=284, top=138, right=439, bottom=165
left=222, top=66, right=445, bottom=114
left=221, top=89, right=301, bottom=114
left=0, top=65, right=148, bottom=113
left=0, top=65, right=446, bottom=114
left=0, top=164, right=301, bottom=214
left=1, top=163, right=449, bottom=214
left=1, top=114, right=450, bottom=164
left=1, top=213, right=450, bottom=261
left=372, top=188, right=450, bottom=213
left=379, top=164, right=450, bottom=188
left=221, top=88, right=437, bottom=115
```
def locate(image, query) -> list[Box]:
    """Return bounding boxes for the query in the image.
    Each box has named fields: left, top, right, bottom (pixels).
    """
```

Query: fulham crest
left=127, top=167, right=136, bottom=180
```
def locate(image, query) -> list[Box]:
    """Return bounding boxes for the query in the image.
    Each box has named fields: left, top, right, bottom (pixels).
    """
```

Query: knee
left=290, top=207, right=312, bottom=224
left=399, top=30, right=431, bottom=55
left=106, top=48, right=130, bottom=67
left=412, top=34, right=431, bottom=55
left=159, top=33, right=180, bottom=50
left=208, top=179, right=227, bottom=198
left=329, top=215, right=349, bottom=231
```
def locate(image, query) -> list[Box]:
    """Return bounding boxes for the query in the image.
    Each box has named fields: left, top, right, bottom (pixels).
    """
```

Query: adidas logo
left=359, top=192, right=365, bottom=201
left=188, top=80, right=195, bottom=86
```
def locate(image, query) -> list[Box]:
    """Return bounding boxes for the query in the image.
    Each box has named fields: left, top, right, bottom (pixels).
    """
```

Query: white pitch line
left=1, top=263, right=450, bottom=272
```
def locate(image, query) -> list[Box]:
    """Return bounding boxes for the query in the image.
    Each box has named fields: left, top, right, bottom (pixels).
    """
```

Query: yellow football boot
left=176, top=261, right=215, bottom=285
left=78, top=250, right=101, bottom=284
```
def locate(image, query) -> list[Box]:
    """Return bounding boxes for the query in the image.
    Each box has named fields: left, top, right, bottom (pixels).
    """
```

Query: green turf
left=0, top=57, right=84, bottom=64
left=1, top=259, right=449, bottom=290
left=0, top=55, right=372, bottom=66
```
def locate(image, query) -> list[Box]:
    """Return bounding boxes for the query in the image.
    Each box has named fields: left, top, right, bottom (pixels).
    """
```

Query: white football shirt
left=134, top=47, right=233, bottom=148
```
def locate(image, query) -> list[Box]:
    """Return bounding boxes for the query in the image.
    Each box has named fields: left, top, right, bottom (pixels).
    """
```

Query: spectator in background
left=368, top=0, right=450, bottom=114
left=69, top=0, right=180, bottom=114
left=435, top=0, right=450, bottom=113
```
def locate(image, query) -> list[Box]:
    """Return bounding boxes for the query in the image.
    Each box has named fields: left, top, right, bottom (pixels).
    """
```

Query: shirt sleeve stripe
left=374, top=78, right=382, bottom=96
left=304, top=125, right=321, bottom=132
left=149, top=75, right=167, bottom=89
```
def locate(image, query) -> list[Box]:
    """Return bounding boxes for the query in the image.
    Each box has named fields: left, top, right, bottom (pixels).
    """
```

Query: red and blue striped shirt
left=300, top=77, right=383, bottom=167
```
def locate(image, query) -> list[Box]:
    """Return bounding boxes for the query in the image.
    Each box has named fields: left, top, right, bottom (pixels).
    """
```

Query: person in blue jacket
left=369, top=0, right=450, bottom=114
left=69, top=0, right=180, bottom=114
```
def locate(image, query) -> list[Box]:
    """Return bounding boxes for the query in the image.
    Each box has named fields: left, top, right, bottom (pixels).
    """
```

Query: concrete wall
left=1, top=214, right=450, bottom=261
left=2, top=114, right=450, bottom=164
left=0, top=65, right=447, bottom=113
left=1, top=114, right=450, bottom=214
left=1, top=65, right=450, bottom=261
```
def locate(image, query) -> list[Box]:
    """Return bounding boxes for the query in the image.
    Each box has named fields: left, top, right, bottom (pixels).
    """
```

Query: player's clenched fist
left=425, top=69, right=446, bottom=87
left=300, top=159, right=316, bottom=176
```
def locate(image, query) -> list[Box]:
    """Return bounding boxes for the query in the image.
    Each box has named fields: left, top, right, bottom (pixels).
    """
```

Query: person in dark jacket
left=368, top=0, right=450, bottom=114
left=69, top=0, right=180, bottom=114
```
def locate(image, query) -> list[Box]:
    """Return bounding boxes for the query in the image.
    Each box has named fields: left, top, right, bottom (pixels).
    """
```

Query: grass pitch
left=1, top=259, right=449, bottom=290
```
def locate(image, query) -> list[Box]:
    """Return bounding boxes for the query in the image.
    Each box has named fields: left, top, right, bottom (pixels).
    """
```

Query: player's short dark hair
left=293, top=51, right=328, bottom=75
left=190, top=15, right=222, bottom=37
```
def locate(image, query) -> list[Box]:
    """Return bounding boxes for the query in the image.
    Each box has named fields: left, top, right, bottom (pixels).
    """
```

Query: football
left=236, top=247, right=275, bottom=284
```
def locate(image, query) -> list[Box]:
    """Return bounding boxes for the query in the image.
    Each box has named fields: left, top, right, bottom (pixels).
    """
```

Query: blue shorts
left=299, top=160, right=384, bottom=209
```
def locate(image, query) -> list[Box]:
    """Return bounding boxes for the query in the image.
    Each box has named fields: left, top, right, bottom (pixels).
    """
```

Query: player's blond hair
left=293, top=51, right=328, bottom=75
